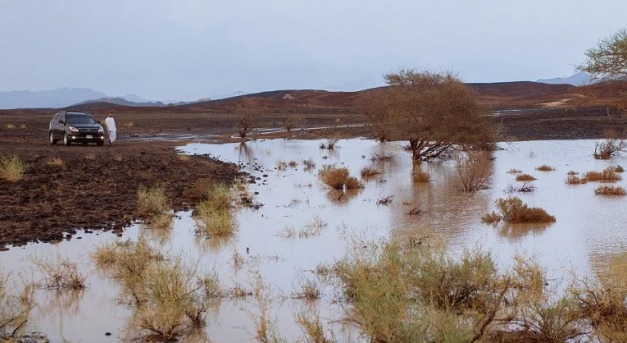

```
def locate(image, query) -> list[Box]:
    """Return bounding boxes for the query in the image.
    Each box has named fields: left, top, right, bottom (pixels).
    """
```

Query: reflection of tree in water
left=238, top=142, right=255, bottom=164
left=496, top=223, right=552, bottom=242
left=325, top=189, right=362, bottom=205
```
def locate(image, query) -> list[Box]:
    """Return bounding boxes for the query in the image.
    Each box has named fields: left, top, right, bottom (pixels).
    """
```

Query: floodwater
left=1, top=138, right=626, bottom=342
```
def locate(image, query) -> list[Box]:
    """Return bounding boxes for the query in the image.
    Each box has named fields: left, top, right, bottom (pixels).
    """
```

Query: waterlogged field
left=1, top=138, right=626, bottom=342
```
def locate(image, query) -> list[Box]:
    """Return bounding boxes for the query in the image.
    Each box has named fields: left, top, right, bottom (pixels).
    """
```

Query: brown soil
left=0, top=82, right=626, bottom=249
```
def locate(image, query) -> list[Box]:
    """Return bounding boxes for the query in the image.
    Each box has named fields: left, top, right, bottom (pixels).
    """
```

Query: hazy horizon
left=1, top=1, right=625, bottom=102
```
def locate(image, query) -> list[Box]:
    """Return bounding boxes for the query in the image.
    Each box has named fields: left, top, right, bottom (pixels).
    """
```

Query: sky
left=1, top=0, right=626, bottom=102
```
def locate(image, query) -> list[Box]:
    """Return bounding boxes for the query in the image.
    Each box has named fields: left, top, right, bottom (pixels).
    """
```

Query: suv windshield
left=66, top=115, right=97, bottom=125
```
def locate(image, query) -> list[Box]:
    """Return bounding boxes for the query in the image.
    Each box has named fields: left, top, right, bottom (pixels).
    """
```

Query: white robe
left=105, top=116, right=117, bottom=143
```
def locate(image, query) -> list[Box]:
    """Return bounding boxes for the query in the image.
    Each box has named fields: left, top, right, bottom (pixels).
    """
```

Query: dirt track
left=0, top=105, right=625, bottom=249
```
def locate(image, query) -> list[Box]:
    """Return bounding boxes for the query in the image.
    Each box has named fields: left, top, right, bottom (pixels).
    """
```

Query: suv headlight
left=98, top=126, right=104, bottom=133
left=68, top=126, right=79, bottom=132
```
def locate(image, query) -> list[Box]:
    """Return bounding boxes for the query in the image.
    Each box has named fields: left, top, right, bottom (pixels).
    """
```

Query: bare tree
left=359, top=69, right=495, bottom=162
left=235, top=97, right=262, bottom=138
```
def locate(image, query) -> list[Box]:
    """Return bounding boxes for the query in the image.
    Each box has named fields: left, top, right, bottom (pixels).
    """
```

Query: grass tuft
left=360, top=166, right=381, bottom=179
left=484, top=197, right=556, bottom=223
left=30, top=256, right=86, bottom=290
left=47, top=157, right=65, bottom=167
left=594, top=185, right=626, bottom=196
left=318, top=165, right=363, bottom=190
left=194, top=182, right=235, bottom=238
left=566, top=175, right=587, bottom=185
left=535, top=164, right=555, bottom=171
left=515, top=173, right=536, bottom=182
left=584, top=168, right=622, bottom=183
left=0, top=155, right=27, bottom=182
left=137, top=186, right=169, bottom=217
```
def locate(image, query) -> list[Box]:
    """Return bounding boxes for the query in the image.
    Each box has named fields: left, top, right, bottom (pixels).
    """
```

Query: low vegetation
left=319, top=138, right=339, bottom=150
left=360, top=166, right=381, bottom=179
left=318, top=165, right=363, bottom=190
left=566, top=174, right=588, bottom=185
left=454, top=150, right=492, bottom=192
left=137, top=186, right=169, bottom=217
left=92, top=239, right=216, bottom=341
left=515, top=173, right=536, bottom=182
left=507, top=168, right=522, bottom=174
left=535, top=164, right=555, bottom=171
left=47, top=157, right=65, bottom=167
left=30, top=256, right=86, bottom=290
left=482, top=197, right=556, bottom=224
left=412, top=165, right=431, bottom=183
left=302, top=158, right=316, bottom=170
left=193, top=182, right=235, bottom=238
left=0, top=271, right=35, bottom=340
left=594, top=185, right=626, bottom=196
left=0, top=155, right=27, bottom=182
left=584, top=167, right=622, bottom=182
left=593, top=129, right=626, bottom=159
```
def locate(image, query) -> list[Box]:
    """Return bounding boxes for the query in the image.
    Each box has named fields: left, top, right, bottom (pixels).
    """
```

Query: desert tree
left=359, top=69, right=495, bottom=162
left=235, top=97, right=263, bottom=138
left=578, top=29, right=627, bottom=114
left=578, top=29, right=627, bottom=80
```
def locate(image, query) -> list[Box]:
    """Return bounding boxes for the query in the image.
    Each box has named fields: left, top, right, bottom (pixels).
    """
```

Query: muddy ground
left=0, top=106, right=625, bottom=249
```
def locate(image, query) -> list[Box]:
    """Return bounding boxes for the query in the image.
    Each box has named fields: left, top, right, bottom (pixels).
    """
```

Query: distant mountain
left=0, top=88, right=161, bottom=109
left=0, top=88, right=107, bottom=109
left=75, top=97, right=165, bottom=107
left=537, top=72, right=592, bottom=86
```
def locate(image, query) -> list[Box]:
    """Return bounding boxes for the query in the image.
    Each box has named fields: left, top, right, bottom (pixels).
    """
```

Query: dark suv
left=49, top=111, right=105, bottom=146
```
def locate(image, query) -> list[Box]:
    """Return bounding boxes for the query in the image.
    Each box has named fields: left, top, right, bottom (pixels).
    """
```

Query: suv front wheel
left=49, top=131, right=57, bottom=145
left=63, top=133, right=71, bottom=146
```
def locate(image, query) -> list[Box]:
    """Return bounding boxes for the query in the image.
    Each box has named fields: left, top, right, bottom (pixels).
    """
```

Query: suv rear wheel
left=63, top=133, right=71, bottom=146
left=49, top=131, right=57, bottom=145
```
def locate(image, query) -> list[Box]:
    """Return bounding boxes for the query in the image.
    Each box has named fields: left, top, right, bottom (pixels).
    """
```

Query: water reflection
left=0, top=138, right=625, bottom=342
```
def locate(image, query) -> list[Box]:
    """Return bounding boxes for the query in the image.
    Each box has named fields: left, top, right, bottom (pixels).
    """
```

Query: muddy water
left=1, top=138, right=626, bottom=342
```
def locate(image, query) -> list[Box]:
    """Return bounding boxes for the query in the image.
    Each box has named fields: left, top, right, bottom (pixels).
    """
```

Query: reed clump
left=318, top=165, right=363, bottom=190
left=0, top=155, right=27, bottom=182
left=483, top=197, right=555, bottom=223
left=594, top=185, right=626, bottom=196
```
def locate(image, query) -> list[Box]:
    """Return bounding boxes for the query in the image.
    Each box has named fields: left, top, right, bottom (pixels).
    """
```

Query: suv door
left=53, top=112, right=65, bottom=139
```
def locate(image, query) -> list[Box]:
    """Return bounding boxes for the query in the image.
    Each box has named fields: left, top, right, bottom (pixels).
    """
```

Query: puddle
left=1, top=138, right=626, bottom=342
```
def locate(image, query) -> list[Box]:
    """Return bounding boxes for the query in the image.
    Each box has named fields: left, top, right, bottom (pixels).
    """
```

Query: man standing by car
left=105, top=113, right=117, bottom=144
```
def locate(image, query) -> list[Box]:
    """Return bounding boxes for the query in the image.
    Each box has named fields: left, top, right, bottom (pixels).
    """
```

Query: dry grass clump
left=319, top=138, right=339, bottom=150
left=30, top=256, right=86, bottom=290
left=4, top=124, right=15, bottom=130
left=292, top=279, right=321, bottom=300
left=288, top=160, right=298, bottom=168
left=593, top=129, right=626, bottom=159
left=19, top=124, right=26, bottom=129
left=566, top=174, right=588, bottom=185
left=607, top=165, right=624, bottom=173
left=535, top=164, right=555, bottom=171
left=584, top=167, right=622, bottom=183
left=515, top=173, right=536, bottom=182
left=194, top=182, right=235, bottom=238
left=454, top=151, right=492, bottom=192
left=571, top=253, right=627, bottom=342
left=318, top=165, right=363, bottom=190
left=0, top=155, right=27, bottom=182
left=280, top=216, right=328, bottom=239
left=482, top=197, right=556, bottom=224
left=594, top=185, right=626, bottom=196
left=92, top=239, right=216, bottom=341
left=331, top=241, right=510, bottom=342
left=84, top=153, right=96, bottom=160
left=47, top=157, right=65, bottom=167
left=507, top=168, right=522, bottom=174
left=295, top=312, right=331, bottom=343
left=276, top=160, right=287, bottom=170
left=412, top=165, right=430, bottom=183
left=360, top=166, right=381, bottom=179
left=302, top=158, right=316, bottom=170
left=567, top=170, right=578, bottom=175
left=0, top=271, right=35, bottom=339
left=177, top=154, right=190, bottom=161
left=137, top=186, right=169, bottom=216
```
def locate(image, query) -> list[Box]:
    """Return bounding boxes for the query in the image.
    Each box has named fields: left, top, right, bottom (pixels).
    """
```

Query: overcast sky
left=1, top=0, right=625, bottom=102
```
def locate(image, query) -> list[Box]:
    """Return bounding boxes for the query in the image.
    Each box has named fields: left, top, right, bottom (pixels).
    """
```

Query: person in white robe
left=104, top=113, right=117, bottom=144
